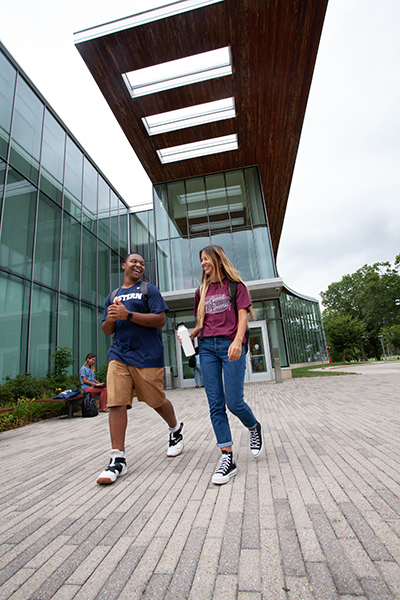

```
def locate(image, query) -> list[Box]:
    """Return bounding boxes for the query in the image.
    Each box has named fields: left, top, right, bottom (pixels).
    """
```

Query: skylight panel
left=142, top=98, right=235, bottom=135
left=74, top=0, right=225, bottom=44
left=157, top=134, right=238, bottom=163
left=122, top=47, right=232, bottom=98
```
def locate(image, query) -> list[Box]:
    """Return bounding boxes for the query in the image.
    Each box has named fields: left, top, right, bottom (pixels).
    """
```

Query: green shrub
left=0, top=397, right=67, bottom=432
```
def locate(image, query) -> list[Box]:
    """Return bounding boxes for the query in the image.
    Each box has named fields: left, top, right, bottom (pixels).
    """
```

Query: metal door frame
left=245, top=320, right=273, bottom=382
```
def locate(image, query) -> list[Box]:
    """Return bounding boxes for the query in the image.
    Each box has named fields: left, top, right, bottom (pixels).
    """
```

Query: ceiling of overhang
left=74, top=0, right=328, bottom=256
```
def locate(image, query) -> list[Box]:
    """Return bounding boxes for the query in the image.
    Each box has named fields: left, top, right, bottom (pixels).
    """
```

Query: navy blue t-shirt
left=102, top=282, right=168, bottom=368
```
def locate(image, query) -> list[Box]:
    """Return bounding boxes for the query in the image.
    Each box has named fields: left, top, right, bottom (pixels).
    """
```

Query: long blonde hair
left=196, top=245, right=255, bottom=328
left=83, top=353, right=96, bottom=374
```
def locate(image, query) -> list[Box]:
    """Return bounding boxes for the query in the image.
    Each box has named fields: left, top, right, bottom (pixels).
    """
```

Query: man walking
left=97, top=253, right=184, bottom=485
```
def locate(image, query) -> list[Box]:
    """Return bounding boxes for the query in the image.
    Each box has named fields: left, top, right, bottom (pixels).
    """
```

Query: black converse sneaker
left=249, top=421, right=264, bottom=457
left=96, top=452, right=127, bottom=484
left=167, top=422, right=185, bottom=457
left=212, top=451, right=237, bottom=485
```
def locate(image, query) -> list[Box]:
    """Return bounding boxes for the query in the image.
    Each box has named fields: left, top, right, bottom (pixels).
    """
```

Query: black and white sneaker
left=249, top=421, right=264, bottom=457
left=167, top=422, right=184, bottom=457
left=212, top=451, right=237, bottom=485
left=96, top=453, right=127, bottom=485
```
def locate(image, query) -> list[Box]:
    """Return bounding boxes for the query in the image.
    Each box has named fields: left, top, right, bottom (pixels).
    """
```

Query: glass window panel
left=119, top=211, right=128, bottom=259
left=33, top=193, right=61, bottom=288
left=171, top=237, right=192, bottom=290
left=97, top=307, right=109, bottom=370
left=210, top=232, right=235, bottom=265
left=190, top=235, right=210, bottom=287
left=161, top=332, right=177, bottom=381
left=64, top=136, right=83, bottom=220
left=0, top=168, right=36, bottom=278
left=232, top=230, right=258, bottom=281
left=167, top=180, right=187, bottom=237
left=111, top=251, right=121, bottom=291
left=153, top=184, right=169, bottom=240
left=244, top=167, right=266, bottom=225
left=205, top=172, right=231, bottom=234
left=28, top=285, right=57, bottom=377
left=9, top=77, right=43, bottom=184
left=60, top=213, right=80, bottom=297
left=0, top=157, right=6, bottom=206
left=58, top=294, right=79, bottom=374
left=267, top=319, right=289, bottom=368
left=82, top=158, right=97, bottom=233
left=251, top=301, right=264, bottom=321
left=156, top=240, right=171, bottom=292
left=225, top=170, right=250, bottom=227
left=253, top=226, right=275, bottom=279
left=264, top=299, right=281, bottom=320
left=0, top=272, right=30, bottom=379
left=130, top=212, right=149, bottom=261
left=98, top=177, right=110, bottom=245
left=98, top=239, right=110, bottom=307
left=0, top=51, right=16, bottom=160
left=81, top=228, right=97, bottom=304
left=185, top=177, right=208, bottom=236
left=40, top=109, right=65, bottom=205
left=147, top=208, right=155, bottom=238
left=110, top=191, right=119, bottom=253
left=80, top=303, right=97, bottom=367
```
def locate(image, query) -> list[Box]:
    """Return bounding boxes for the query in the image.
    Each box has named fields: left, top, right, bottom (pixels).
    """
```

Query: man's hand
left=107, top=298, right=129, bottom=321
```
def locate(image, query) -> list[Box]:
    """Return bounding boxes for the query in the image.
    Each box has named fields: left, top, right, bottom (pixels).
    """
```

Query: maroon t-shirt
left=194, top=279, right=251, bottom=342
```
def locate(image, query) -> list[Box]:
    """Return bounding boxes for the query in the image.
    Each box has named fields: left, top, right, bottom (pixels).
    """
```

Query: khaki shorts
left=106, top=360, right=167, bottom=409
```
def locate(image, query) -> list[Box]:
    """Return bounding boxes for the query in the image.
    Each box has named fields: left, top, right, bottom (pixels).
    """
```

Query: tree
left=380, top=324, right=400, bottom=354
left=323, top=311, right=366, bottom=363
left=321, top=255, right=400, bottom=359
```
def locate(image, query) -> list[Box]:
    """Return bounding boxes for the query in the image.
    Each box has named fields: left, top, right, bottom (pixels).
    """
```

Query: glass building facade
left=0, top=44, right=129, bottom=380
left=281, top=292, right=328, bottom=365
left=0, top=42, right=327, bottom=385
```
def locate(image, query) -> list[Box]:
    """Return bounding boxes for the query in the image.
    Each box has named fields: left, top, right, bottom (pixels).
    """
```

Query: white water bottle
left=176, top=322, right=195, bottom=357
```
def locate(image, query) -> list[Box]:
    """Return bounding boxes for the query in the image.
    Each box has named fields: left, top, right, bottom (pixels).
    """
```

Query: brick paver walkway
left=1, top=369, right=400, bottom=599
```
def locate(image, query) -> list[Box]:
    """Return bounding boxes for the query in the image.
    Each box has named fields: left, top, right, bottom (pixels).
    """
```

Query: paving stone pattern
left=1, top=372, right=400, bottom=599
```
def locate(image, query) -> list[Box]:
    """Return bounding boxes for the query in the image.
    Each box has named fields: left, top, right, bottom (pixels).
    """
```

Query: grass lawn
left=291, top=363, right=355, bottom=378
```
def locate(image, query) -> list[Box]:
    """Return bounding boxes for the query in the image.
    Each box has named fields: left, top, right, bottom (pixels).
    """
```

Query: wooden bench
left=35, top=392, right=85, bottom=419
left=0, top=407, right=15, bottom=414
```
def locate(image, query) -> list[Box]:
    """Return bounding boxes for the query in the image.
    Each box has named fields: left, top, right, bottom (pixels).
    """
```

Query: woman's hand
left=228, top=340, right=242, bottom=362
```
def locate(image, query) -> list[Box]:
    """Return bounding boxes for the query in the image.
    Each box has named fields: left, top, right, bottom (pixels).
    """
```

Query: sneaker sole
left=212, top=467, right=237, bottom=485
left=96, top=464, right=127, bottom=485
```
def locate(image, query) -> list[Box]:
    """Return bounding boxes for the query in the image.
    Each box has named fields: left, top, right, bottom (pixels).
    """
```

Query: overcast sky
left=1, top=0, right=399, bottom=306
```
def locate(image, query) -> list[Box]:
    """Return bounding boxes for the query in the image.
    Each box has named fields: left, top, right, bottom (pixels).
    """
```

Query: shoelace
left=249, top=427, right=260, bottom=449
left=216, top=454, right=232, bottom=475
left=107, top=458, right=125, bottom=474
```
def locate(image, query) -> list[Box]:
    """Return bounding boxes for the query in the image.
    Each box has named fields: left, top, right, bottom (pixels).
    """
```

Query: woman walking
left=80, top=353, right=108, bottom=412
left=186, top=245, right=263, bottom=485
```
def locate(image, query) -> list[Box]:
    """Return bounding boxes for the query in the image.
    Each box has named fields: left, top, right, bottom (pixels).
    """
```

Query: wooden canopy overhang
left=74, top=0, right=328, bottom=256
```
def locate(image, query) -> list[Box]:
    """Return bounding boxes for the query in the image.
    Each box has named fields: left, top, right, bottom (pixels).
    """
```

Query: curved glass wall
left=280, top=292, right=328, bottom=365
left=153, top=166, right=276, bottom=292
left=0, top=45, right=129, bottom=380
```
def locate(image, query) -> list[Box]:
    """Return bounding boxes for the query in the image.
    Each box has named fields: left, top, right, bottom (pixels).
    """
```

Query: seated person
left=80, top=353, right=108, bottom=412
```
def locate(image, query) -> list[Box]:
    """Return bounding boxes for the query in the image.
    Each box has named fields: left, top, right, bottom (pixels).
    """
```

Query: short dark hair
left=123, top=252, right=144, bottom=263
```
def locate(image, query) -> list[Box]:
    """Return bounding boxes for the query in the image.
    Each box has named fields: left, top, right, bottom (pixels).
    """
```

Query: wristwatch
left=127, top=311, right=133, bottom=321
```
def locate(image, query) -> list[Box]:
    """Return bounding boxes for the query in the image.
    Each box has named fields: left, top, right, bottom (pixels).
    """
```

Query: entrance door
left=245, top=321, right=273, bottom=382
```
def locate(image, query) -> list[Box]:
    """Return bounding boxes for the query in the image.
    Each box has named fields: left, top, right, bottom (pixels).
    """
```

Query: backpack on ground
left=82, top=391, right=98, bottom=418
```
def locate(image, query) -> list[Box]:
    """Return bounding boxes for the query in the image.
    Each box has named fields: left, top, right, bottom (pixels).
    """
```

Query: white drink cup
left=176, top=323, right=195, bottom=357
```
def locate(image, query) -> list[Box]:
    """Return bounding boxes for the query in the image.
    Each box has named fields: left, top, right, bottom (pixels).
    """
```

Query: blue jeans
left=194, top=365, right=202, bottom=386
left=199, top=336, right=257, bottom=448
